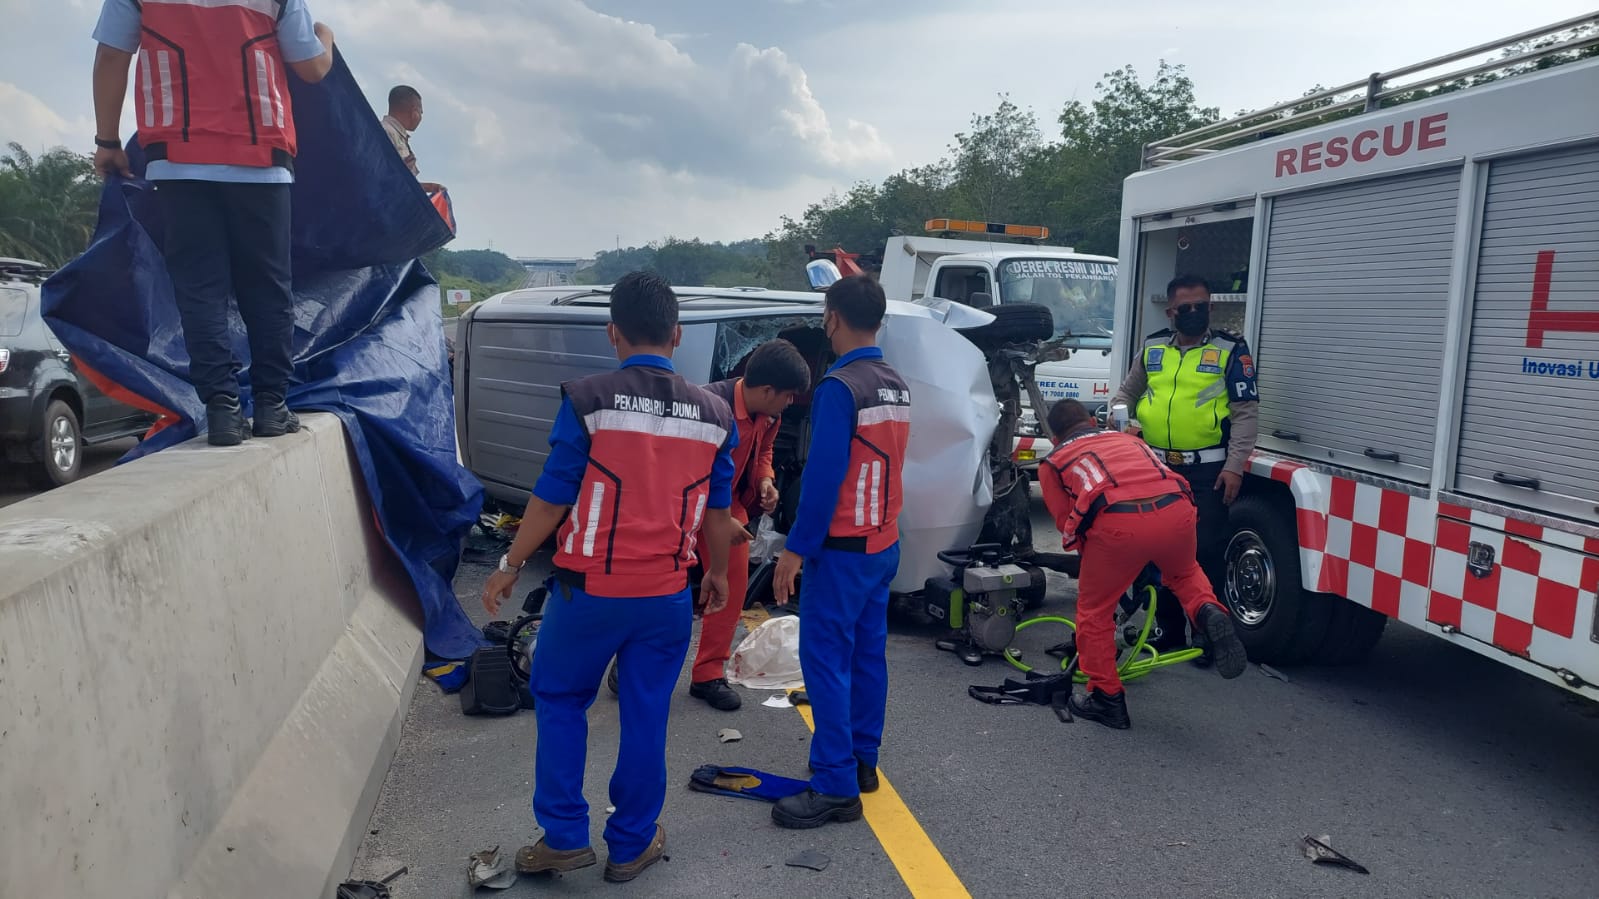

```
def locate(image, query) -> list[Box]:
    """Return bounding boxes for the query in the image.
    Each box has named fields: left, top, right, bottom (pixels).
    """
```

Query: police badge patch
left=1197, top=347, right=1223, bottom=374
left=1147, top=347, right=1165, bottom=371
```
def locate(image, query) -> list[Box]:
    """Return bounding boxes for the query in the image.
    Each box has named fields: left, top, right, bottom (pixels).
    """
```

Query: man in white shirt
left=381, top=85, right=443, bottom=194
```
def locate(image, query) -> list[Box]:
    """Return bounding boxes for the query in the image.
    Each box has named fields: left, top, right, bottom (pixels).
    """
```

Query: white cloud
left=0, top=82, right=99, bottom=153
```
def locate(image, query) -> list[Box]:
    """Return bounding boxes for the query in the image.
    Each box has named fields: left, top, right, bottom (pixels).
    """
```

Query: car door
left=41, top=325, right=123, bottom=439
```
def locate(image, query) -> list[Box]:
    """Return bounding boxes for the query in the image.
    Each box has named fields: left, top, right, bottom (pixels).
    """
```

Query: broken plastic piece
left=1300, top=834, right=1370, bottom=875
left=718, top=728, right=743, bottom=743
left=468, top=847, right=517, bottom=890
left=785, top=849, right=831, bottom=872
left=1260, top=663, right=1291, bottom=683
left=762, top=693, right=793, bottom=709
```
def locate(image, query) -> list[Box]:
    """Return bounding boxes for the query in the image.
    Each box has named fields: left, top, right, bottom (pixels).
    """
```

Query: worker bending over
left=772, top=275, right=911, bottom=828
left=481, top=272, right=739, bottom=884
left=689, top=339, right=812, bottom=711
left=1037, top=399, right=1248, bottom=729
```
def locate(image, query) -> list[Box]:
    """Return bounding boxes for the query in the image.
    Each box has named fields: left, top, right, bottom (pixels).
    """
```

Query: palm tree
left=0, top=143, right=101, bottom=267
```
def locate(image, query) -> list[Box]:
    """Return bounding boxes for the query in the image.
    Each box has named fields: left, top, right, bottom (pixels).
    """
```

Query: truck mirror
left=968, top=291, right=993, bottom=308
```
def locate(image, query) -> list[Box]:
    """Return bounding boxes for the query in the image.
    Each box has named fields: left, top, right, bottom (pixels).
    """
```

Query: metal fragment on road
left=1300, top=834, right=1370, bottom=875
left=468, top=847, right=517, bottom=890
left=762, top=693, right=793, bottom=709
left=718, top=728, right=743, bottom=743
left=1260, top=663, right=1290, bottom=683
left=785, top=849, right=831, bottom=872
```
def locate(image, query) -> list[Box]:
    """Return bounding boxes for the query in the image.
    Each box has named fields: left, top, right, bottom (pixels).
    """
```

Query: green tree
left=0, top=143, right=102, bottom=267
left=946, top=95, right=1045, bottom=224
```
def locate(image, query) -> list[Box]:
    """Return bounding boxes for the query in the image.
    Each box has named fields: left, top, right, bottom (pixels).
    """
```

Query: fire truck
left=1111, top=14, right=1599, bottom=699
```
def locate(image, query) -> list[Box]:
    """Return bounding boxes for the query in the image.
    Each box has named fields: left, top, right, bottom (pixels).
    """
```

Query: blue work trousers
left=799, top=543, right=899, bottom=798
left=529, top=582, right=692, bottom=863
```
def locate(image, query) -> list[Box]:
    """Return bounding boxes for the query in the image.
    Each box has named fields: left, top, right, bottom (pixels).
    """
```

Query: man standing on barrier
left=687, top=339, right=812, bottom=711
left=481, top=272, right=739, bottom=884
left=771, top=275, right=911, bottom=829
left=1037, top=399, right=1248, bottom=729
left=1110, top=275, right=1259, bottom=657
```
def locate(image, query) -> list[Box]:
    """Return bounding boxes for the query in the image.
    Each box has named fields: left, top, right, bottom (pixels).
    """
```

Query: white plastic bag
left=749, top=514, right=786, bottom=565
left=728, top=615, right=804, bottom=690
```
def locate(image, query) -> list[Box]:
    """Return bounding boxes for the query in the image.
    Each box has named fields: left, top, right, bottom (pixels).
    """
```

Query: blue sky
left=1, top=0, right=1592, bottom=256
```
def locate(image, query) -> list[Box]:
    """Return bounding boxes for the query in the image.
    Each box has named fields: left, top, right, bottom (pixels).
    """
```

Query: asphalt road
left=0, top=437, right=136, bottom=510
left=351, top=493, right=1599, bottom=899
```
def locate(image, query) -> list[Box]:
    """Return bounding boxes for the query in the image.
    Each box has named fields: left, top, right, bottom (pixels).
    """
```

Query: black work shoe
left=807, top=759, right=880, bottom=793
left=603, top=824, right=666, bottom=883
left=252, top=396, right=301, bottom=437
left=1067, top=688, right=1132, bottom=730
left=772, top=788, right=863, bottom=829
left=206, top=395, right=249, bottom=447
left=1197, top=604, right=1248, bottom=679
left=689, top=678, right=742, bottom=711
left=514, top=838, right=597, bottom=874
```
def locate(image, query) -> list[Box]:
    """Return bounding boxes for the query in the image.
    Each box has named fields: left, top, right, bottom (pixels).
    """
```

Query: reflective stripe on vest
left=136, top=0, right=298, bottom=168
left=553, top=367, right=733, bottom=597
left=824, top=359, right=911, bottom=553
left=1040, top=429, right=1190, bottom=536
left=1134, top=333, right=1236, bottom=452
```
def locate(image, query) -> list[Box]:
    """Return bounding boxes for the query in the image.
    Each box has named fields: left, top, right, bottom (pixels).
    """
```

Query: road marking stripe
left=792, top=702, right=972, bottom=899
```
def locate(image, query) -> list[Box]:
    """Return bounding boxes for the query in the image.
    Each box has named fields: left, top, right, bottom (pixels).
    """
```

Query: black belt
left=822, top=535, right=868, bottom=553
left=1102, top=493, right=1185, bottom=515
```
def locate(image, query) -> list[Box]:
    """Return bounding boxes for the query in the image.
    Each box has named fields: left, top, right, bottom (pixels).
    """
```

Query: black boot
left=1197, top=604, right=1248, bottom=679
left=206, top=395, right=248, bottom=447
left=772, top=789, right=863, bottom=829
left=1067, top=688, right=1131, bottom=730
left=689, top=678, right=742, bottom=711
left=252, top=395, right=301, bottom=437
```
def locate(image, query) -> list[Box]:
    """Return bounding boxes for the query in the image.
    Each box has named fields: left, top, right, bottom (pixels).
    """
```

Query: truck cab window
left=935, top=267, right=991, bottom=305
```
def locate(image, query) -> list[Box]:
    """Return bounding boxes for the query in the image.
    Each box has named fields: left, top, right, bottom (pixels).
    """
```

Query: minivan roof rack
left=0, top=257, right=54, bottom=283
left=1143, top=12, right=1599, bottom=168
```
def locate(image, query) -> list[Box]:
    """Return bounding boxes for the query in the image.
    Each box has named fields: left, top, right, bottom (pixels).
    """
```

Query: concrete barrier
left=0, top=414, right=425, bottom=899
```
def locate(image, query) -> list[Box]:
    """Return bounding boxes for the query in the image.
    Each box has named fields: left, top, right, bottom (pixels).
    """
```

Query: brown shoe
left=603, top=824, right=666, bottom=883
left=514, top=838, right=597, bottom=874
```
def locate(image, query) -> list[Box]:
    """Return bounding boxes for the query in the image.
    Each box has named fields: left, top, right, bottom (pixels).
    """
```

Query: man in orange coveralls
left=1036, top=399, right=1248, bottom=729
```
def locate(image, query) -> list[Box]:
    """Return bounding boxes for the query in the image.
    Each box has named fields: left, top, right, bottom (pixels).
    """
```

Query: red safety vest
left=824, top=357, right=911, bottom=554
left=704, top=378, right=779, bottom=524
left=1038, top=428, right=1193, bottom=544
left=135, top=0, right=298, bottom=169
left=552, top=365, right=734, bottom=597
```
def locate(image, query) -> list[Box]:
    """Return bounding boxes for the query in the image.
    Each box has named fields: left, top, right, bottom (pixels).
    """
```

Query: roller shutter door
left=1257, top=167, right=1460, bottom=483
left=1455, top=143, right=1599, bottom=521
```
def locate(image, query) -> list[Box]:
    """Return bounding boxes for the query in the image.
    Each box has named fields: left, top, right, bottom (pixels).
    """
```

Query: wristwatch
left=94, top=137, right=121, bottom=150
left=498, top=553, right=525, bottom=575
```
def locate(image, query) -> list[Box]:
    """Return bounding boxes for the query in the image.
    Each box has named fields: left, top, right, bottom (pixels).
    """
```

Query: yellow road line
left=793, top=702, right=972, bottom=899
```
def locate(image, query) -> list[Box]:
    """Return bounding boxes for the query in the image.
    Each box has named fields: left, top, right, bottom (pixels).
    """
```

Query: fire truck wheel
left=1222, top=495, right=1337, bottom=664
left=1312, top=600, right=1388, bottom=665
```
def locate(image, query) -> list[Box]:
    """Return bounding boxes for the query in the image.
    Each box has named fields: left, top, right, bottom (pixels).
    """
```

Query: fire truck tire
left=958, top=303, right=1055, bottom=347
left=1312, top=600, right=1388, bottom=665
left=1222, top=495, right=1337, bottom=664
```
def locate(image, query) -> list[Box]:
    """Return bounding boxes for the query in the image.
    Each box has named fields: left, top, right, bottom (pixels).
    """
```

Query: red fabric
left=1038, top=429, right=1191, bottom=551
left=429, top=189, right=457, bottom=234
left=691, top=536, right=750, bottom=683
left=1072, top=499, right=1223, bottom=696
left=136, top=2, right=298, bottom=167
left=706, top=379, right=779, bottom=523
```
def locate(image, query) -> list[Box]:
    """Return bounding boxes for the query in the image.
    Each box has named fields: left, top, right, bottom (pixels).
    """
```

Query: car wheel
left=958, top=303, right=1055, bottom=347
left=30, top=400, right=83, bottom=488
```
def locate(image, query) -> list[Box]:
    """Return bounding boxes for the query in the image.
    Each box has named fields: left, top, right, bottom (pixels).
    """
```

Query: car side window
left=0, top=286, right=28, bottom=337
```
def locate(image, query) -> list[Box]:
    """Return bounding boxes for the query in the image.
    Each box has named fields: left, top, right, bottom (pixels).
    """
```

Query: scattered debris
left=1259, top=663, right=1291, bottom=683
left=1165, top=841, right=1193, bottom=848
left=606, top=805, right=616, bottom=814
left=788, top=690, right=809, bottom=706
left=1300, top=835, right=1370, bottom=875
left=337, top=866, right=408, bottom=899
left=468, top=847, right=518, bottom=890
left=762, top=693, right=793, bottom=709
left=785, top=849, right=831, bottom=872
left=718, top=728, right=743, bottom=743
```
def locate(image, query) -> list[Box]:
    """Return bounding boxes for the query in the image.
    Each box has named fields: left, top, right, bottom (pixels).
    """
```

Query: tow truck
left=1111, top=13, right=1599, bottom=699
left=808, top=219, right=1119, bottom=467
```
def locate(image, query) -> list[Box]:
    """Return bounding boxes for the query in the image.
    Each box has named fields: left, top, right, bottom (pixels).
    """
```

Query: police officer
left=1038, top=399, right=1247, bottom=729
left=1110, top=275, right=1259, bottom=654
left=481, top=272, right=739, bottom=885
left=771, top=275, right=911, bottom=829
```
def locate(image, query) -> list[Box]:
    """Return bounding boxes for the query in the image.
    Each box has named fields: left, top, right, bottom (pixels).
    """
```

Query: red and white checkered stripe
left=1246, top=452, right=1599, bottom=686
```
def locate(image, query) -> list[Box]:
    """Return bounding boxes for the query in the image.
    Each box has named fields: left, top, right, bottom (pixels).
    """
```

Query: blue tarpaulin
left=41, top=53, right=487, bottom=660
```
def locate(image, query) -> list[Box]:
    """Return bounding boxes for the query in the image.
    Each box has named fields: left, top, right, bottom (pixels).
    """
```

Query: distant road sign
left=446, top=289, right=471, bottom=307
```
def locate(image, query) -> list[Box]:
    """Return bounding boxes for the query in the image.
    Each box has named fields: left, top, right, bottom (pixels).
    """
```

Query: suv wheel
left=30, top=400, right=83, bottom=488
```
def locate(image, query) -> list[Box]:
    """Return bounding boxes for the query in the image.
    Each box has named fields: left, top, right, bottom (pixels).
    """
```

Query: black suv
left=1, top=258, right=156, bottom=487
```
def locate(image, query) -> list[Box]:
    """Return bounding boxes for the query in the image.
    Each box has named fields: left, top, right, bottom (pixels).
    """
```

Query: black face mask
left=1174, top=305, right=1210, bottom=337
